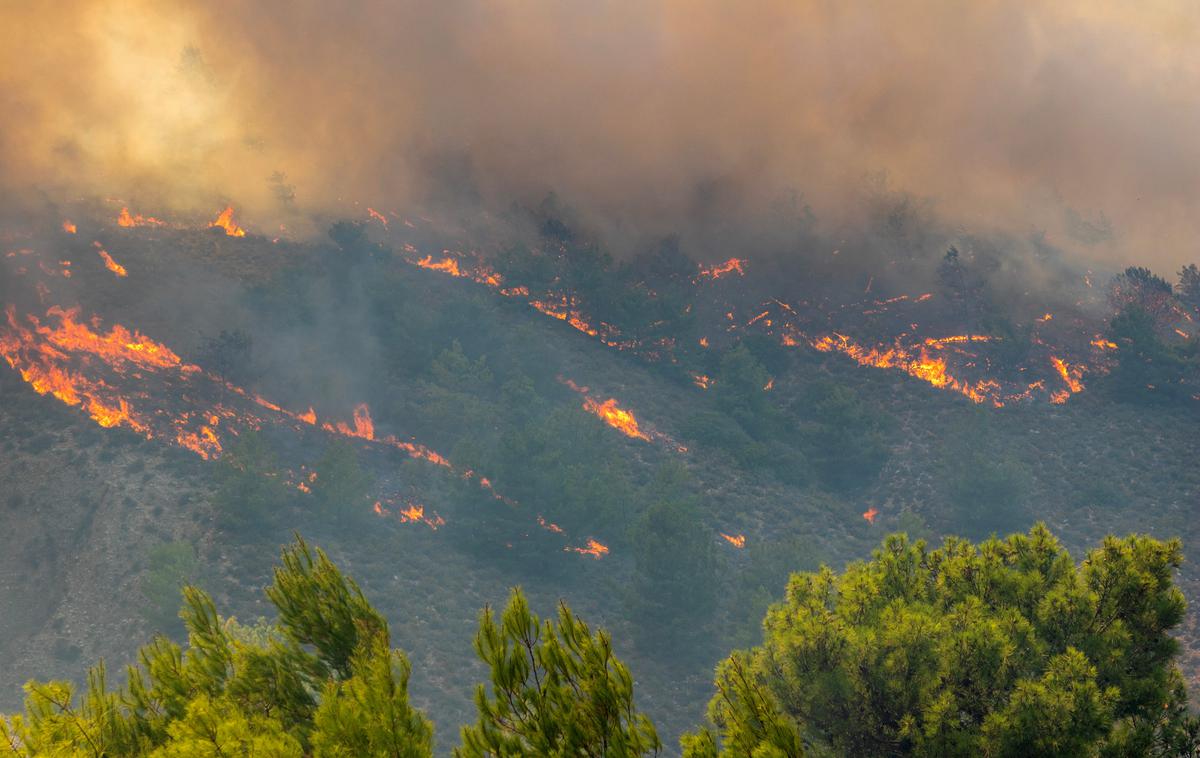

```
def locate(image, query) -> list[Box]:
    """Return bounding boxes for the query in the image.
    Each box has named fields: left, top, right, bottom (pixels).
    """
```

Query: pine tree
left=457, top=588, right=661, bottom=757
left=685, top=525, right=1199, bottom=757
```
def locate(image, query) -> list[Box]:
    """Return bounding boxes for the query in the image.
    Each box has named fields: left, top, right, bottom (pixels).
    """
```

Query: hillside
left=1, top=209, right=1197, bottom=750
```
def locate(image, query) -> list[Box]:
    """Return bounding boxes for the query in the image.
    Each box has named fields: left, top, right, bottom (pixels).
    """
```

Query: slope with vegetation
left=3, top=528, right=1197, bottom=756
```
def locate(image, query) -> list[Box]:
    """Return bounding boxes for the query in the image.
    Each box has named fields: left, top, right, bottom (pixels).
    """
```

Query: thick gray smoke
left=3, top=0, right=1199, bottom=268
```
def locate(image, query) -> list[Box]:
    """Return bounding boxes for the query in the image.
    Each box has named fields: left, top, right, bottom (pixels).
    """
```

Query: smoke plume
left=3, top=0, right=1199, bottom=268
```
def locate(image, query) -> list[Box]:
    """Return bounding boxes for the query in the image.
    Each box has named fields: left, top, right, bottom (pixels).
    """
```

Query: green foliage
left=627, top=466, right=719, bottom=650
left=1106, top=305, right=1197, bottom=405
left=457, top=587, right=661, bottom=757
left=0, top=536, right=433, bottom=757
left=311, top=440, right=374, bottom=517
left=938, top=412, right=1031, bottom=538
left=311, top=632, right=434, bottom=758
left=799, top=381, right=891, bottom=493
left=945, top=454, right=1030, bottom=539
left=1179, top=263, right=1200, bottom=316
left=211, top=431, right=289, bottom=534
left=141, top=541, right=200, bottom=636
left=487, top=405, right=635, bottom=541
left=265, top=536, right=387, bottom=679
left=714, top=345, right=775, bottom=434
left=149, top=693, right=303, bottom=757
left=1109, top=267, right=1178, bottom=327
left=688, top=525, right=1197, bottom=757
left=683, top=652, right=805, bottom=758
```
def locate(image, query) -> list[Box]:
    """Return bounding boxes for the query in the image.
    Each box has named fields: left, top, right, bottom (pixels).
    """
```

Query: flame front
left=209, top=206, right=246, bottom=237
left=811, top=333, right=1002, bottom=405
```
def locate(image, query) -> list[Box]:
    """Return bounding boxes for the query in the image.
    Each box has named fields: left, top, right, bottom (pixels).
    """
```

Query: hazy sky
left=3, top=1, right=1198, bottom=268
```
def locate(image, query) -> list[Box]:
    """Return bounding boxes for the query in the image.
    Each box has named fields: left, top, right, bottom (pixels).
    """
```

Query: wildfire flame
left=117, top=208, right=165, bottom=228
left=566, top=539, right=609, bottom=559
left=209, top=206, right=246, bottom=237
left=62, top=221, right=76, bottom=234
left=862, top=507, right=879, bottom=524
left=1049, top=356, right=1085, bottom=404
left=367, top=207, right=389, bottom=229
left=93, top=243, right=127, bottom=278
left=697, top=257, right=746, bottom=280
left=398, top=502, right=445, bottom=529
left=561, top=377, right=650, bottom=441
left=721, top=532, right=746, bottom=548
left=416, top=254, right=462, bottom=276
left=812, top=333, right=1002, bottom=405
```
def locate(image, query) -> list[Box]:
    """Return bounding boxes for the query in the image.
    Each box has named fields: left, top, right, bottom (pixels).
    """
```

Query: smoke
left=3, top=0, right=1200, bottom=268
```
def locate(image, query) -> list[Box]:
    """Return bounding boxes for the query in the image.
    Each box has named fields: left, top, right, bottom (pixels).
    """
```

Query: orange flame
left=811, top=333, right=1001, bottom=405
left=209, top=206, right=246, bottom=237
left=583, top=397, right=649, bottom=441
left=117, top=208, right=164, bottom=227
left=397, top=502, right=445, bottom=530
left=327, top=402, right=374, bottom=440
left=538, top=515, right=564, bottom=534
left=862, top=507, right=879, bottom=524
left=721, top=533, right=746, bottom=548
left=566, top=539, right=609, bottom=559
left=93, top=244, right=127, bottom=278
left=416, top=254, right=462, bottom=276
left=62, top=221, right=77, bottom=234
left=1049, top=356, right=1085, bottom=401
left=697, top=258, right=746, bottom=280
left=367, top=207, right=389, bottom=229
left=562, top=377, right=651, bottom=441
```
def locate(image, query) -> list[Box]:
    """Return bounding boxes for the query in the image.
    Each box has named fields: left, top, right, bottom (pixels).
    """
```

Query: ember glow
left=61, top=221, right=76, bottom=234
left=862, top=507, right=879, bottom=524
left=209, top=206, right=246, bottom=237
